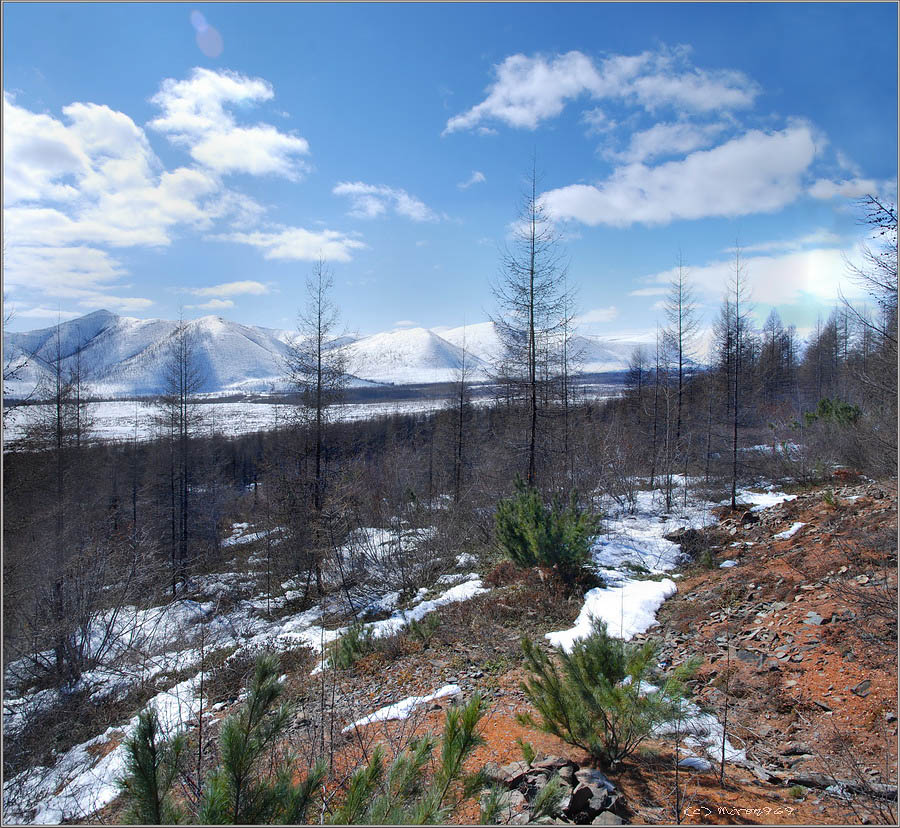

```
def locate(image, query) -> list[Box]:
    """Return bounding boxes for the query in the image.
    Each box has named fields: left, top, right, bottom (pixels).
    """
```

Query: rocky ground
left=323, top=476, right=898, bottom=825
left=90, top=476, right=897, bottom=825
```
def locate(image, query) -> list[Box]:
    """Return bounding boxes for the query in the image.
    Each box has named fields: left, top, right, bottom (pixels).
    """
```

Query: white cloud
left=582, top=107, right=616, bottom=135
left=394, top=319, right=419, bottom=328
left=149, top=68, right=310, bottom=178
left=190, top=280, right=270, bottom=297
left=808, top=177, right=881, bottom=200
left=218, top=226, right=367, bottom=262
left=541, top=124, right=817, bottom=227
left=444, top=47, right=758, bottom=134
left=458, top=170, right=486, bottom=189
left=636, top=244, right=869, bottom=308
left=610, top=120, right=728, bottom=163
left=187, top=298, right=235, bottom=311
left=628, top=286, right=668, bottom=297
left=4, top=244, right=127, bottom=298
left=577, top=306, right=619, bottom=325
left=444, top=51, right=605, bottom=133
left=7, top=305, right=82, bottom=321
left=333, top=182, right=439, bottom=222
left=733, top=229, right=842, bottom=254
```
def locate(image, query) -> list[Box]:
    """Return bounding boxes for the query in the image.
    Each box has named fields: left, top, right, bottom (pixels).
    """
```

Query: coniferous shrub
left=329, top=691, right=489, bottom=824
left=518, top=618, right=695, bottom=768
left=494, top=479, right=600, bottom=585
left=118, top=709, right=186, bottom=824
left=119, top=653, right=490, bottom=825
left=329, top=620, right=377, bottom=670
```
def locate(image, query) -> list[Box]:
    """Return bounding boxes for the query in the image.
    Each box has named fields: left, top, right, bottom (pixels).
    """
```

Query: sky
left=3, top=2, right=897, bottom=343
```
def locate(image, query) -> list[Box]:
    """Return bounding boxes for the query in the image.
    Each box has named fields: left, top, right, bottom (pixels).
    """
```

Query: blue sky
left=3, top=2, right=897, bottom=342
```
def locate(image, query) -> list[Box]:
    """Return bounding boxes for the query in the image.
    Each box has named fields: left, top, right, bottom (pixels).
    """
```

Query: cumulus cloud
left=541, top=124, right=817, bottom=227
left=333, top=181, right=439, bottom=222
left=733, top=229, right=842, bottom=254
left=189, top=280, right=270, bottom=297
left=577, top=306, right=619, bottom=325
left=149, top=68, right=310, bottom=178
left=218, top=226, right=367, bottom=262
left=444, top=47, right=758, bottom=134
left=808, top=177, right=882, bottom=200
left=187, top=298, right=235, bottom=311
left=636, top=244, right=869, bottom=308
left=609, top=120, right=728, bottom=163
left=458, top=170, right=486, bottom=189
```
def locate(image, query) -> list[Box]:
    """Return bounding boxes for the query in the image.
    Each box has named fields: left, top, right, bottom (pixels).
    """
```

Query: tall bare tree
left=285, top=257, right=347, bottom=596
left=492, top=163, right=572, bottom=487
left=663, top=257, right=699, bottom=452
left=159, top=315, right=206, bottom=592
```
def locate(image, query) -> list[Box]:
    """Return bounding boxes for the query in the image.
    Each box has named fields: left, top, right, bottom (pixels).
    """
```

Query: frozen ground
left=3, top=398, right=495, bottom=445
left=5, top=481, right=796, bottom=823
left=1, top=526, right=486, bottom=825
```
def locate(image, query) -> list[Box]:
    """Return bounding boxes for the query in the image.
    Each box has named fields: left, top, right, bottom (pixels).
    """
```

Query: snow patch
left=774, top=521, right=805, bottom=540
left=342, top=684, right=461, bottom=732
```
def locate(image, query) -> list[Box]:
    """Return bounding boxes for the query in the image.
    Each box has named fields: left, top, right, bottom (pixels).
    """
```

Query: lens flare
left=190, top=10, right=223, bottom=57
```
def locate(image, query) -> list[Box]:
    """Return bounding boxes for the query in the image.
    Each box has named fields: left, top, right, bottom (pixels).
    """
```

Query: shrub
left=329, top=620, right=376, bottom=670
left=119, top=653, right=326, bottom=825
left=119, top=654, right=490, bottom=825
left=804, top=398, right=862, bottom=427
left=494, top=480, right=601, bottom=584
left=518, top=618, right=694, bottom=768
left=408, top=613, right=440, bottom=650
left=330, top=692, right=489, bottom=824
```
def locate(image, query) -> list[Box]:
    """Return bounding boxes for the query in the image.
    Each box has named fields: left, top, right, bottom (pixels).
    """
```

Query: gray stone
left=483, top=762, right=504, bottom=784
left=564, top=784, right=594, bottom=816
left=851, top=679, right=872, bottom=697
left=558, top=765, right=577, bottom=786
left=803, top=613, right=824, bottom=626
left=574, top=769, right=616, bottom=792
left=592, top=813, right=624, bottom=826
left=499, top=761, right=531, bottom=786
left=780, top=742, right=814, bottom=756
left=532, top=755, right=572, bottom=771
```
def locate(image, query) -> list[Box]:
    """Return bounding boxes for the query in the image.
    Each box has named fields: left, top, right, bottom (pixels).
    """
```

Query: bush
left=494, top=480, right=601, bottom=585
left=804, top=398, right=862, bottom=427
left=518, top=618, right=694, bottom=768
left=119, top=652, right=326, bottom=824
left=119, top=653, right=491, bottom=825
left=329, top=620, right=376, bottom=670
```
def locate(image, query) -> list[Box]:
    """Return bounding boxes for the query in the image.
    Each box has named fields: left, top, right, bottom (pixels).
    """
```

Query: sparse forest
left=3, top=195, right=897, bottom=825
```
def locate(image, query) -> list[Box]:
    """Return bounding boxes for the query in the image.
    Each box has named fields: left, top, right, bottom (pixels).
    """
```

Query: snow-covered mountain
left=4, top=311, right=636, bottom=399
left=344, top=327, right=485, bottom=385
left=3, top=311, right=294, bottom=398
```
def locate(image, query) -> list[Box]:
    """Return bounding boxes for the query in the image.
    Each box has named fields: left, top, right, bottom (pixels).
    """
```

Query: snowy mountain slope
left=344, top=327, right=488, bottom=385
left=437, top=321, right=502, bottom=367
left=4, top=312, right=295, bottom=398
left=4, top=311, right=638, bottom=399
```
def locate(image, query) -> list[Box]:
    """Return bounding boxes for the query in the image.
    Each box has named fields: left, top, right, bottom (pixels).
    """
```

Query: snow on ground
left=4, top=677, right=201, bottom=825
left=726, top=488, right=798, bottom=512
left=341, top=684, right=461, bottom=733
left=2, top=523, right=488, bottom=825
left=548, top=481, right=716, bottom=651
left=774, top=521, right=806, bottom=540
left=3, top=397, right=497, bottom=446
left=654, top=701, right=747, bottom=765
left=547, top=578, right=678, bottom=651
left=719, top=559, right=738, bottom=568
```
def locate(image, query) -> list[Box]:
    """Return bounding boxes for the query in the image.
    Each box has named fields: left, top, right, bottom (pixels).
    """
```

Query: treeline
left=3, top=193, right=896, bottom=728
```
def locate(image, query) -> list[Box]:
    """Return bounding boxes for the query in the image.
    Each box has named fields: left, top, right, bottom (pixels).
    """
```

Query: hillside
left=4, top=473, right=895, bottom=825
left=3, top=312, right=638, bottom=399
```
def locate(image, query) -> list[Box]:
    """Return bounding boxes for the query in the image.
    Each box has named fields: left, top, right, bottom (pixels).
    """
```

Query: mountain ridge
left=4, top=310, right=637, bottom=398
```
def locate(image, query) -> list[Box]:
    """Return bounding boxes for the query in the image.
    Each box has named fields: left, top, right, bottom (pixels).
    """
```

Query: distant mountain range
left=3, top=310, right=641, bottom=399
